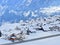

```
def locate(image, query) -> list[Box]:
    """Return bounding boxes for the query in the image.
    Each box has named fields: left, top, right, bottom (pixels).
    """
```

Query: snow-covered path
left=14, top=34, right=60, bottom=45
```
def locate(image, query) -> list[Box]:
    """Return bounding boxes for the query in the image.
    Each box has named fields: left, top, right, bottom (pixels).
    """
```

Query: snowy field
left=14, top=36, right=60, bottom=45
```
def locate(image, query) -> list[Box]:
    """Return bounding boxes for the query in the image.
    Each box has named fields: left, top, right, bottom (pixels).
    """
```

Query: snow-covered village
left=0, top=0, right=60, bottom=45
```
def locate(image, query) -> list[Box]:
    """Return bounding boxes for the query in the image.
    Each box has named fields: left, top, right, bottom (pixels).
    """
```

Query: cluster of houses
left=0, top=15, right=60, bottom=42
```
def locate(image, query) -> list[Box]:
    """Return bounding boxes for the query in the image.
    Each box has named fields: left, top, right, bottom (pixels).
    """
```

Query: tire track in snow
left=1, top=34, right=60, bottom=45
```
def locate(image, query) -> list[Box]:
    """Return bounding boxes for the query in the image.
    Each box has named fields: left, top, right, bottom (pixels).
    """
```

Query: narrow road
left=1, top=34, right=60, bottom=45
